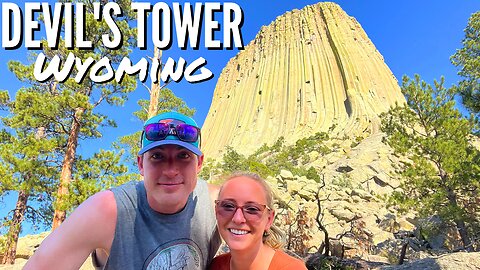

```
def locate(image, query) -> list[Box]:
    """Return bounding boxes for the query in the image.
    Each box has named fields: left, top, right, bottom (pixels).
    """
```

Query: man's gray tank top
left=104, top=179, right=220, bottom=270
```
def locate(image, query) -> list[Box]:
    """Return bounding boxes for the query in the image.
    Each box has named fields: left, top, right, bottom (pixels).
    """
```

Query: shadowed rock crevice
left=318, top=4, right=352, bottom=118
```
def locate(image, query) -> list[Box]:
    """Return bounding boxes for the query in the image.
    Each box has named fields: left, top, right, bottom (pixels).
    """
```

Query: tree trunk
left=456, top=219, right=473, bottom=251
left=398, top=240, right=408, bottom=265
left=314, top=180, right=330, bottom=256
left=318, top=220, right=330, bottom=256
left=446, top=189, right=473, bottom=251
left=148, top=47, right=162, bottom=118
left=52, top=107, right=84, bottom=230
left=1, top=190, right=29, bottom=264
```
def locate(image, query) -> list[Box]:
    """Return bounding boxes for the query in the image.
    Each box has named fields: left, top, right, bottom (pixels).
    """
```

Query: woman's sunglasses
left=215, top=200, right=271, bottom=222
left=144, top=122, right=200, bottom=143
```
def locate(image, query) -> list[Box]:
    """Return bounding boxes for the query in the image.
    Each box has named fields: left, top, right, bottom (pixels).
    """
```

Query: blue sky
left=0, top=1, right=479, bottom=235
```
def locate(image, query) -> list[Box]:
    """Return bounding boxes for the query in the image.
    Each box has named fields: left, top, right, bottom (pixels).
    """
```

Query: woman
left=209, top=172, right=307, bottom=270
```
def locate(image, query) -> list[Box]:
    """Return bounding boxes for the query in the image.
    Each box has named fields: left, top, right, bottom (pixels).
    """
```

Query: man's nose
left=162, top=160, right=179, bottom=178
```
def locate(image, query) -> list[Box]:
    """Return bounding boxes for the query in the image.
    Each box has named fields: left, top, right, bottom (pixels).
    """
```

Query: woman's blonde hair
left=219, top=172, right=285, bottom=249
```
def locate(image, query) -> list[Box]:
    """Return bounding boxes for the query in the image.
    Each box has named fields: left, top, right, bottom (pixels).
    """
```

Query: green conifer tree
left=381, top=75, right=480, bottom=251
left=6, top=0, right=138, bottom=230
left=0, top=3, right=139, bottom=262
left=0, top=89, right=63, bottom=264
left=451, top=11, right=480, bottom=115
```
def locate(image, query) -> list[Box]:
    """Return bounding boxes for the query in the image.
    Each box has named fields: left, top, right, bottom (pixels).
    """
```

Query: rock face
left=379, top=252, right=480, bottom=270
left=265, top=133, right=415, bottom=258
left=202, top=2, right=405, bottom=158
left=0, top=232, right=95, bottom=270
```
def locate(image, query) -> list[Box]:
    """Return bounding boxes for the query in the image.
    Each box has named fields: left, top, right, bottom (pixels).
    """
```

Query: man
left=25, top=111, right=221, bottom=270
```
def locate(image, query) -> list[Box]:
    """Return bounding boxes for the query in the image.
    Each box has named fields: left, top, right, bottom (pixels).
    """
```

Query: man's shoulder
left=85, top=190, right=117, bottom=218
left=194, top=179, right=219, bottom=205
left=109, top=181, right=143, bottom=200
left=82, top=191, right=117, bottom=251
left=110, top=180, right=141, bottom=193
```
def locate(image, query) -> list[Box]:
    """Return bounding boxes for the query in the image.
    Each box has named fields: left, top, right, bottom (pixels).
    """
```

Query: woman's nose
left=231, top=207, right=246, bottom=223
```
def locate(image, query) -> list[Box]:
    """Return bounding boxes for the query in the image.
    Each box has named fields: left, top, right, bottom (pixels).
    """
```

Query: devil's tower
left=202, top=2, right=405, bottom=158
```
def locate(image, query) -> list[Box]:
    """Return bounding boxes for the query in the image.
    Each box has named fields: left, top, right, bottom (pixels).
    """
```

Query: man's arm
left=24, top=190, right=117, bottom=270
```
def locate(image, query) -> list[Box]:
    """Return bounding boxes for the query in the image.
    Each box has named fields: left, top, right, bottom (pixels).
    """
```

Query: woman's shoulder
left=269, top=250, right=307, bottom=270
left=208, top=253, right=231, bottom=270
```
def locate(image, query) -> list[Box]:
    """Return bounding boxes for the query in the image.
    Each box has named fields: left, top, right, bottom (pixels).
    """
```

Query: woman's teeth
left=229, top=229, right=248, bottom=235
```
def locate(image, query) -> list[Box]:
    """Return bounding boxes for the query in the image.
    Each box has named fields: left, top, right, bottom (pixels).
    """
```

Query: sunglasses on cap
left=215, top=200, right=271, bottom=222
left=144, top=122, right=201, bottom=143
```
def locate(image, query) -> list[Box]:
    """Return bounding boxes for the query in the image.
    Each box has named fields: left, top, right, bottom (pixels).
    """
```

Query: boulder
left=279, top=169, right=294, bottom=180
left=330, top=208, right=356, bottom=222
left=380, top=251, right=480, bottom=270
left=351, top=188, right=374, bottom=201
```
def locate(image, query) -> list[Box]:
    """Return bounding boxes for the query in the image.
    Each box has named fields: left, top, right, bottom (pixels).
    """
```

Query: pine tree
left=0, top=3, right=139, bottom=262
left=5, top=0, right=138, bottom=229
left=451, top=11, right=480, bottom=115
left=381, top=75, right=480, bottom=251
left=0, top=89, right=63, bottom=264
left=51, top=0, right=138, bottom=230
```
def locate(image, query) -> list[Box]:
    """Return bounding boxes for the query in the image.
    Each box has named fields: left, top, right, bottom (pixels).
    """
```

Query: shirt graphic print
left=144, top=239, right=202, bottom=270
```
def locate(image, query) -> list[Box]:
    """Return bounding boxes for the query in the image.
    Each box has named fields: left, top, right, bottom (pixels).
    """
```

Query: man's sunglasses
left=215, top=200, right=271, bottom=222
left=144, top=122, right=201, bottom=143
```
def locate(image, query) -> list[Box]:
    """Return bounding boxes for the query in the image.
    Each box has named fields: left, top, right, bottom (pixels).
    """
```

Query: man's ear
left=137, top=155, right=144, bottom=176
left=196, top=154, right=204, bottom=172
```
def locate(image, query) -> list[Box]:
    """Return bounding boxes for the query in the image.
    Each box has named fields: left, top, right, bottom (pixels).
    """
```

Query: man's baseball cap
left=138, top=111, right=202, bottom=156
